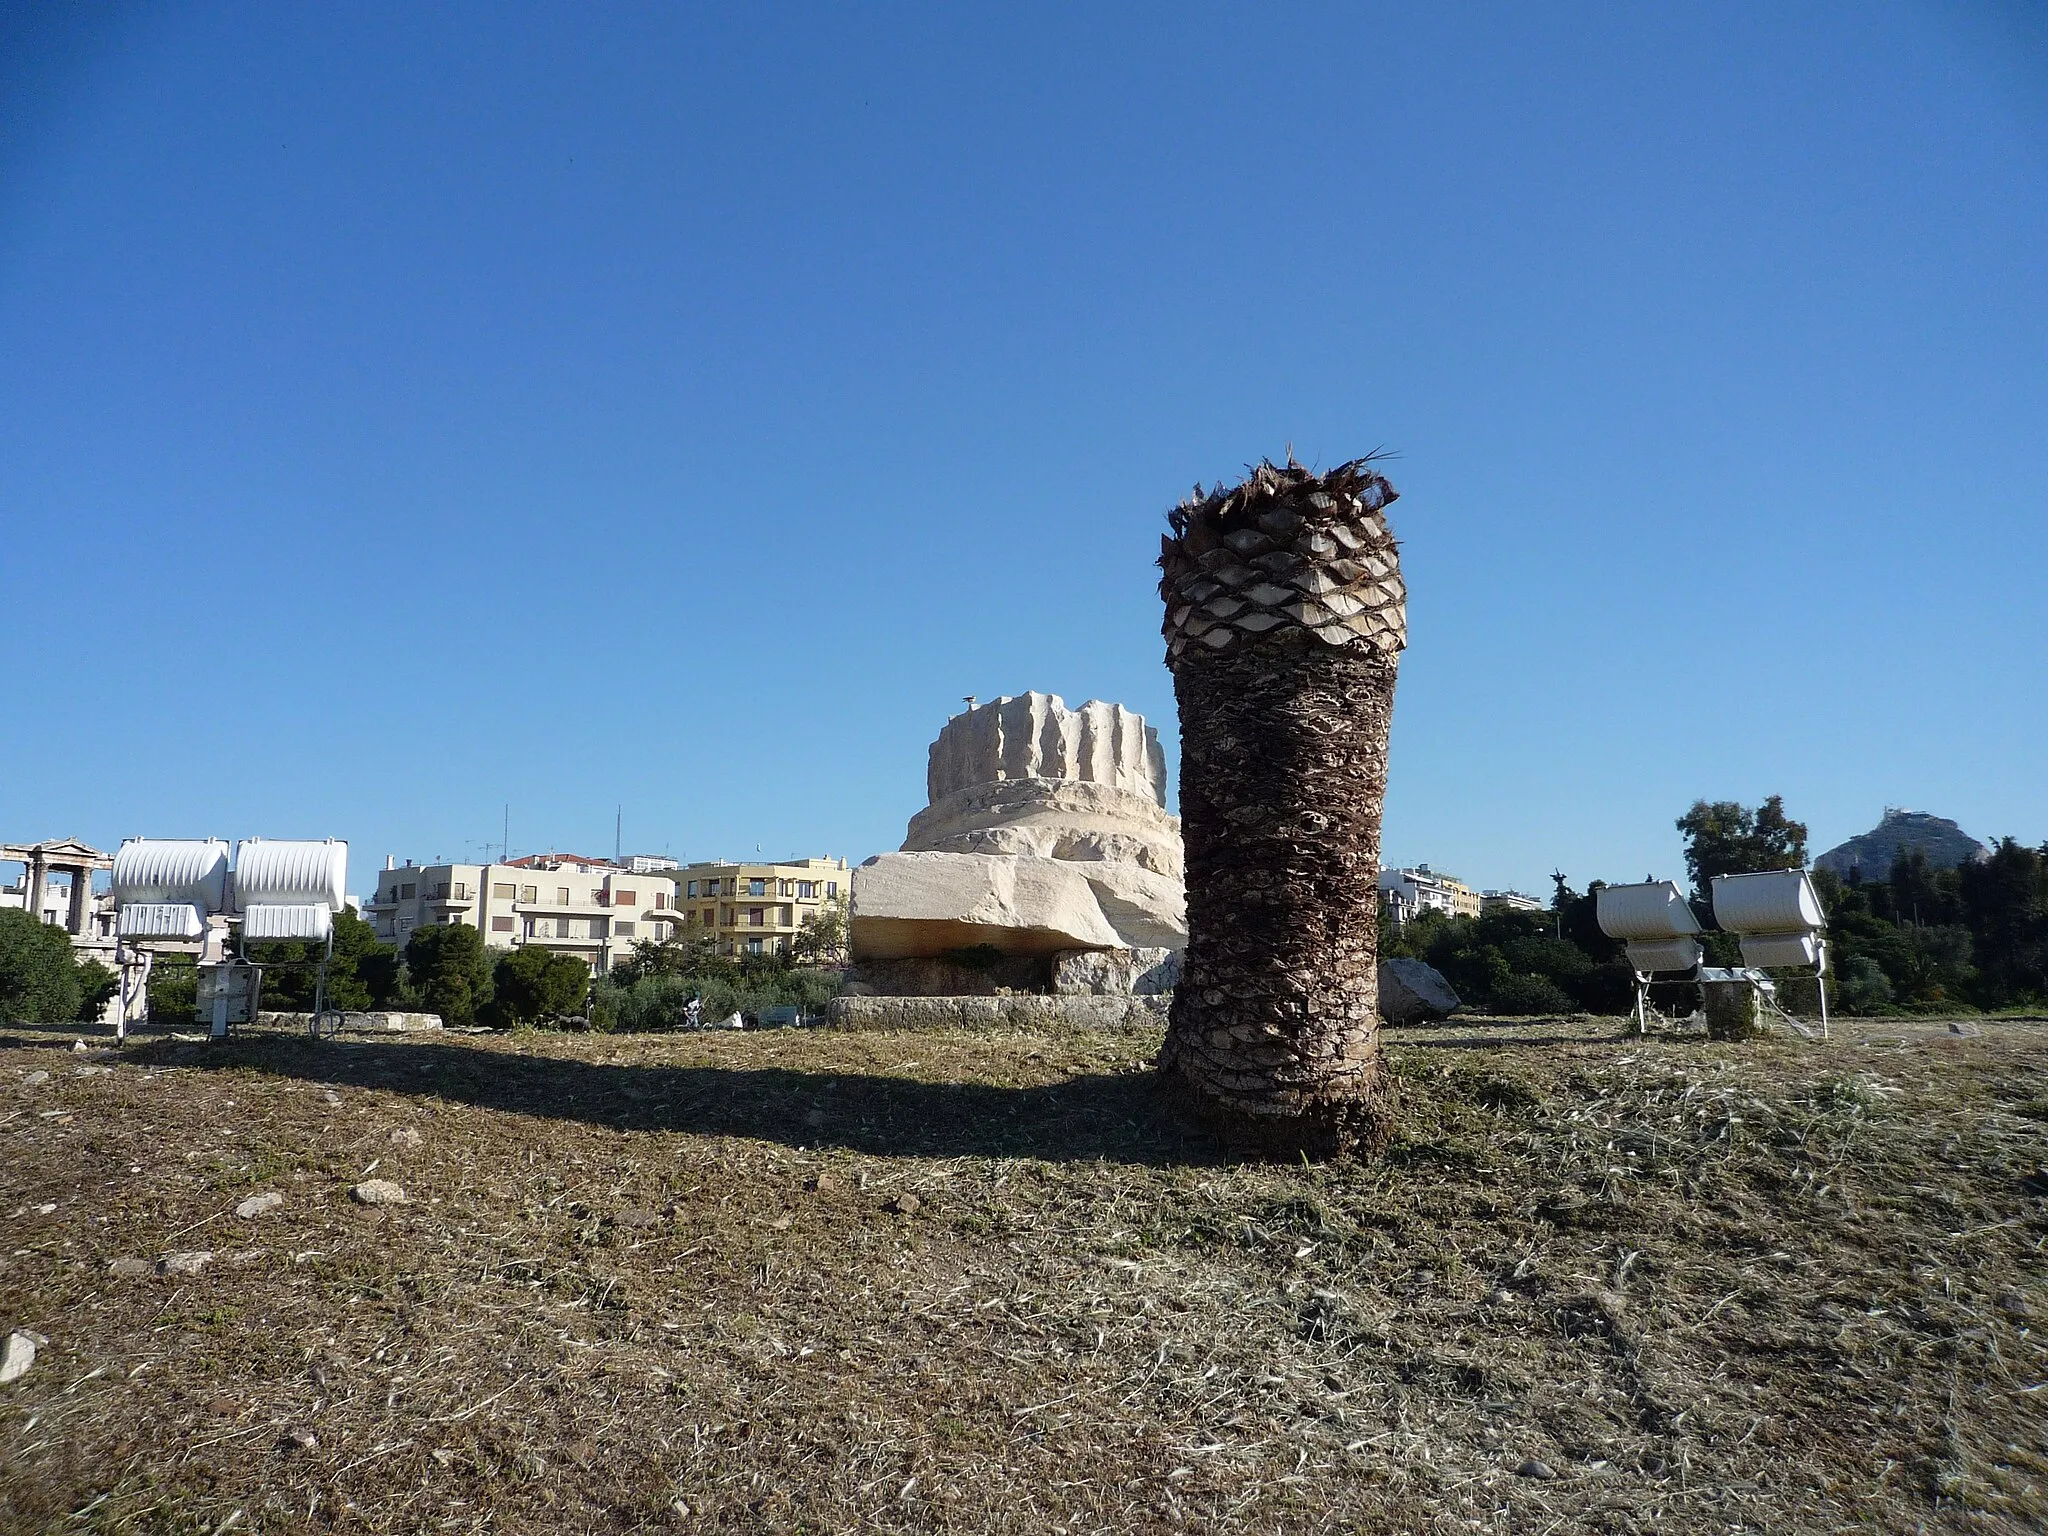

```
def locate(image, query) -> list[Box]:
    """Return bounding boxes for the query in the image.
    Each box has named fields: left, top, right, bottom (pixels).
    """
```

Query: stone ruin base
left=844, top=947, right=1181, bottom=1001
left=255, top=1010, right=446, bottom=1034
left=825, top=994, right=1170, bottom=1033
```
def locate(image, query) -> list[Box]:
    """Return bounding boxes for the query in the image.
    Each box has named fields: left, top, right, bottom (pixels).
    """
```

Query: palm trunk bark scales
left=1157, top=458, right=1406, bottom=1158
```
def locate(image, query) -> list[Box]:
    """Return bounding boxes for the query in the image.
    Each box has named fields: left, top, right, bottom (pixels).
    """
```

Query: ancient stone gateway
left=1156, top=457, right=1406, bottom=1158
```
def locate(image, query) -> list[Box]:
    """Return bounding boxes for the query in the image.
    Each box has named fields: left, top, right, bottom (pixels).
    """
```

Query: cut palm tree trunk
left=1158, top=457, right=1406, bottom=1158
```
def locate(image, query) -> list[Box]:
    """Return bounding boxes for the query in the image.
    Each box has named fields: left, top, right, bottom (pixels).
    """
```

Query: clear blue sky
left=4, top=3, right=2044, bottom=898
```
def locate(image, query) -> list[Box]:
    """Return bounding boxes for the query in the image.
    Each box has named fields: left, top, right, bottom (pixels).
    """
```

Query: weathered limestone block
left=1377, top=959, right=1461, bottom=1025
left=858, top=693, right=1189, bottom=970
left=850, top=852, right=1123, bottom=960
left=927, top=694, right=1166, bottom=806
left=1076, top=862, right=1186, bottom=950
left=905, top=778, right=1184, bottom=879
left=1051, top=947, right=1182, bottom=997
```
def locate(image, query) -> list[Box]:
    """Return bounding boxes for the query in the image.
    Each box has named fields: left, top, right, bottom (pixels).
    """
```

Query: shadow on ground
left=3, top=1022, right=1228, bottom=1167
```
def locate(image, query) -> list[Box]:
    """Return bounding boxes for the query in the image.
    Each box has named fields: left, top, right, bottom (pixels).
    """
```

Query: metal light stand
left=310, top=928, right=340, bottom=1038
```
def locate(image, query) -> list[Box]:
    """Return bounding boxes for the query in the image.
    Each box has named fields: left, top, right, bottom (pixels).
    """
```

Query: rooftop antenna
left=502, top=804, right=510, bottom=866
left=615, top=804, right=622, bottom=865
left=963, top=695, right=978, bottom=712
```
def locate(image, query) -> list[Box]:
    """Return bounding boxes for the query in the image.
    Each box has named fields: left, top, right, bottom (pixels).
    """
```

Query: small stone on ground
left=158, top=1251, right=214, bottom=1276
left=235, top=1192, right=285, bottom=1219
left=352, top=1179, right=409, bottom=1206
left=0, top=1331, right=36, bottom=1384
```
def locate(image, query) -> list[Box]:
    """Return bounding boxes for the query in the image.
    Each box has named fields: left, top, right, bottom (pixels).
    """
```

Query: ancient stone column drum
left=1157, top=457, right=1406, bottom=1157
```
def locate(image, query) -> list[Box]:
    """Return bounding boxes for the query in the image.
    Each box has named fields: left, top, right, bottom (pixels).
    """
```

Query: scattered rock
left=387, top=1127, right=423, bottom=1149
left=1997, top=1290, right=2033, bottom=1320
left=1051, top=946, right=1182, bottom=997
left=323, top=1092, right=342, bottom=1107
left=351, top=1180, right=409, bottom=1207
left=0, top=1331, right=36, bottom=1384
left=71, top=1040, right=89, bottom=1054
left=1379, top=958, right=1462, bottom=1025
left=22, top=1071, right=50, bottom=1088
left=158, top=1251, right=214, bottom=1276
left=1514, top=1458, right=1558, bottom=1480
left=284, top=1426, right=319, bottom=1451
left=236, top=1192, right=285, bottom=1219
left=1485, top=1289, right=1514, bottom=1308
left=1947, top=1020, right=1981, bottom=1037
left=611, top=1207, right=662, bottom=1229
left=806, top=1170, right=840, bottom=1193
left=106, top=1257, right=153, bottom=1280
left=883, top=1192, right=921, bottom=1216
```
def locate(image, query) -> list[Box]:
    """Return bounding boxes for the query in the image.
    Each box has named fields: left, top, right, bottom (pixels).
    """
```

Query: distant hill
left=1815, top=808, right=1988, bottom=882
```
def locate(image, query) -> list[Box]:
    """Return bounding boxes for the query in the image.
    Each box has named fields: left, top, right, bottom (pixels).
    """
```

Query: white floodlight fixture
left=1710, top=868, right=1829, bottom=1036
left=109, top=839, right=233, bottom=1039
left=1596, top=881, right=1704, bottom=1035
left=233, top=839, right=350, bottom=1034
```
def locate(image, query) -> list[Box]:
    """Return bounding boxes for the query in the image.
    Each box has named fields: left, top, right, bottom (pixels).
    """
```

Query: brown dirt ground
left=1, top=1012, right=2044, bottom=1535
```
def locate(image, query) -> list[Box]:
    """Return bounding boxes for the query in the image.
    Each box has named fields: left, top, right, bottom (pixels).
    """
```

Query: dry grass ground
left=2, top=1012, right=2044, bottom=1535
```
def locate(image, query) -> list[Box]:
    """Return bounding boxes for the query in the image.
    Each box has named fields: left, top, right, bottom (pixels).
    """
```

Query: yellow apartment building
left=671, top=857, right=848, bottom=958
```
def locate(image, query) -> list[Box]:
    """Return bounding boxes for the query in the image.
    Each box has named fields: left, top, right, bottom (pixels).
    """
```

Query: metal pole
left=1817, top=940, right=1829, bottom=1041
left=311, top=928, right=333, bottom=1037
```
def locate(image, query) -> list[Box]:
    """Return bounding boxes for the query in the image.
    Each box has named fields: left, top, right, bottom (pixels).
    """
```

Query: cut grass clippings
left=1, top=1013, right=2044, bottom=1533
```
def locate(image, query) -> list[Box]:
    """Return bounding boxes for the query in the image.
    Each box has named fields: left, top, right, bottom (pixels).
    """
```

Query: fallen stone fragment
left=323, top=1092, right=342, bottom=1107
left=1379, top=958, right=1462, bottom=1025
left=106, top=1257, right=153, bottom=1280
left=351, top=1179, right=409, bottom=1207
left=284, top=1426, right=318, bottom=1451
left=387, top=1127, right=423, bottom=1148
left=883, top=1192, right=921, bottom=1216
left=806, top=1170, right=839, bottom=1193
left=851, top=851, right=1125, bottom=959
left=236, top=1192, right=285, bottom=1219
left=1515, top=1458, right=1558, bottom=1480
left=71, top=1040, right=89, bottom=1054
left=22, top=1071, right=50, bottom=1087
left=158, top=1251, right=214, bottom=1276
left=0, top=1331, right=36, bottom=1384
left=611, top=1207, right=662, bottom=1229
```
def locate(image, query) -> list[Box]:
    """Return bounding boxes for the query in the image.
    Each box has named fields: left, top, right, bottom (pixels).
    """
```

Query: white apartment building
left=1378, top=865, right=1483, bottom=924
left=364, top=852, right=678, bottom=975
left=1481, top=889, right=1545, bottom=914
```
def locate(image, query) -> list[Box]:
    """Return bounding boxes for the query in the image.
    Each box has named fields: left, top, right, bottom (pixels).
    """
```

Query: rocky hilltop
left=1815, top=808, right=1988, bottom=882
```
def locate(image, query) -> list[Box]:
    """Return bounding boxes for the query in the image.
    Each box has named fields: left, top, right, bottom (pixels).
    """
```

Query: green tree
left=1676, top=796, right=1809, bottom=906
left=486, top=945, right=590, bottom=1027
left=1958, top=839, right=2048, bottom=1006
left=789, top=897, right=849, bottom=966
left=74, top=958, right=118, bottom=1022
left=246, top=907, right=400, bottom=1011
left=146, top=955, right=197, bottom=1023
left=403, top=921, right=493, bottom=1027
left=0, top=908, right=85, bottom=1022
